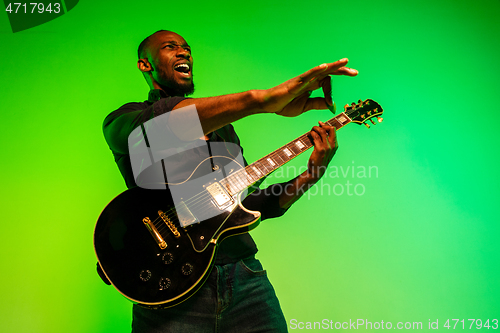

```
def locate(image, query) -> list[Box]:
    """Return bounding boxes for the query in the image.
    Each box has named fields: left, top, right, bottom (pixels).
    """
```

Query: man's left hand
left=307, top=121, right=338, bottom=180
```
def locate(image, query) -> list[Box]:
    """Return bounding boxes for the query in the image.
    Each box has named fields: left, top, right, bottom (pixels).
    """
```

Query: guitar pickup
left=206, top=182, right=233, bottom=208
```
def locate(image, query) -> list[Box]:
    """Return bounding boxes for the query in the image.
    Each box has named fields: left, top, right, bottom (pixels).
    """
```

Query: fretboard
left=219, top=112, right=353, bottom=196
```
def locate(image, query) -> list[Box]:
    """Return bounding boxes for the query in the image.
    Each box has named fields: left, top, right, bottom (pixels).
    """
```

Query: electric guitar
left=94, top=99, right=384, bottom=308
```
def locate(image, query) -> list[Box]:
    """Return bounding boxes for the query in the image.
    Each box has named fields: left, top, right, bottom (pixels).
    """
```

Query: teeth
left=174, top=64, right=190, bottom=70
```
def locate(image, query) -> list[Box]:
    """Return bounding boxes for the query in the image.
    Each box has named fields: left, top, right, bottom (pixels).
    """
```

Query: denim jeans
left=131, top=256, right=287, bottom=333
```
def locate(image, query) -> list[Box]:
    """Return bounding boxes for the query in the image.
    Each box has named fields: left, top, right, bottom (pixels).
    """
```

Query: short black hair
left=137, top=30, right=171, bottom=59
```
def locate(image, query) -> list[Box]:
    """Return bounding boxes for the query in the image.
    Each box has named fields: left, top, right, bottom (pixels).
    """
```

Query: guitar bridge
left=158, top=210, right=181, bottom=238
left=142, top=217, right=167, bottom=249
left=206, top=182, right=233, bottom=208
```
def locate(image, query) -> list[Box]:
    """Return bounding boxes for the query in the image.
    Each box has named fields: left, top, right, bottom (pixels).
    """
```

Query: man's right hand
left=257, top=58, right=358, bottom=117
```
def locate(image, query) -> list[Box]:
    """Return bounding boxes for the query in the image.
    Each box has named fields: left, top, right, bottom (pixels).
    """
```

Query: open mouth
left=174, top=63, right=191, bottom=77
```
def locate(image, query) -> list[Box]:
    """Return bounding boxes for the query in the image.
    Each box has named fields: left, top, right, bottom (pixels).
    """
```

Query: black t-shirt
left=103, top=89, right=288, bottom=264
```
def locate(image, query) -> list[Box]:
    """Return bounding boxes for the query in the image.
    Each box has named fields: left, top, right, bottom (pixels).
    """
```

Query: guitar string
left=147, top=105, right=379, bottom=239
left=150, top=106, right=366, bottom=233
left=150, top=148, right=293, bottom=232
left=151, top=134, right=322, bottom=234
left=151, top=121, right=344, bottom=232
left=152, top=139, right=310, bottom=224
left=152, top=129, right=313, bottom=219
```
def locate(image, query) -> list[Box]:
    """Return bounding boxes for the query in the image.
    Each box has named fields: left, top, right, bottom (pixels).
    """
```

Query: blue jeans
left=131, top=256, right=287, bottom=333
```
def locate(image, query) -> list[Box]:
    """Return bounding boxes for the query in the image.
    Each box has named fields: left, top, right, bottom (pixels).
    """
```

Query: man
left=102, top=30, right=358, bottom=332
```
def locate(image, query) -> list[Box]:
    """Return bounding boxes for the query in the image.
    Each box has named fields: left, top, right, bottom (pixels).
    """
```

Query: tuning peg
left=369, top=118, right=376, bottom=125
left=377, top=117, right=383, bottom=123
left=344, top=104, right=349, bottom=110
left=364, top=122, right=370, bottom=129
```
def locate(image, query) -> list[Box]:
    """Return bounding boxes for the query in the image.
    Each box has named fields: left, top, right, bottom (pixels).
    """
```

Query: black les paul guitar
left=94, top=99, right=384, bottom=307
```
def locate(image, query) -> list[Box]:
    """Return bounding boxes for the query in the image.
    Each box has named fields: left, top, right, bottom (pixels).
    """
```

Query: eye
left=184, top=47, right=191, bottom=53
left=163, top=44, right=174, bottom=49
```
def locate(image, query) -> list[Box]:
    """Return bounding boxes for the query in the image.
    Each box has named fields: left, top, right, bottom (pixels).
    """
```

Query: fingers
left=276, top=92, right=311, bottom=117
left=318, top=58, right=358, bottom=77
left=297, top=63, right=329, bottom=84
left=330, top=66, right=358, bottom=77
left=304, top=97, right=329, bottom=112
left=320, top=76, right=334, bottom=112
left=303, top=97, right=337, bottom=113
left=320, top=58, right=349, bottom=73
left=297, top=58, right=356, bottom=84
left=325, top=123, right=338, bottom=150
left=311, top=122, right=338, bottom=149
left=308, top=122, right=338, bottom=178
left=291, top=59, right=357, bottom=100
left=310, top=127, right=322, bottom=152
left=310, top=123, right=329, bottom=147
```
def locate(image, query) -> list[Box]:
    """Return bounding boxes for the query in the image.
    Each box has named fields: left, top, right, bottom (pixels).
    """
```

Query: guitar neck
left=220, top=112, right=353, bottom=196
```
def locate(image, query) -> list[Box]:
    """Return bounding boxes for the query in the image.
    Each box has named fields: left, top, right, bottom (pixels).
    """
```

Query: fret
left=288, top=143, right=301, bottom=155
left=336, top=113, right=349, bottom=125
left=300, top=135, right=312, bottom=148
left=295, top=139, right=305, bottom=150
left=270, top=152, right=280, bottom=163
left=329, top=118, right=342, bottom=129
left=263, top=159, right=276, bottom=172
left=245, top=168, right=258, bottom=183
left=259, top=160, right=274, bottom=174
left=233, top=172, right=247, bottom=189
left=220, top=178, right=236, bottom=197
left=282, top=147, right=293, bottom=158
left=278, top=149, right=289, bottom=161
left=219, top=177, right=233, bottom=195
left=254, top=158, right=275, bottom=175
left=254, top=162, right=269, bottom=175
left=223, top=176, right=236, bottom=195
left=328, top=112, right=352, bottom=130
left=229, top=182, right=236, bottom=193
left=251, top=166, right=261, bottom=177
left=266, top=157, right=276, bottom=168
left=243, top=170, right=255, bottom=184
left=252, top=160, right=269, bottom=175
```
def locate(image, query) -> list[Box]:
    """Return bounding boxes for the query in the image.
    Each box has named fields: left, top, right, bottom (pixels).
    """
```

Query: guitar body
left=94, top=156, right=261, bottom=307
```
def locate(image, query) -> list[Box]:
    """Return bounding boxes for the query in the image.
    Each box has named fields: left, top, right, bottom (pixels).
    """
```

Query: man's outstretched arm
left=169, top=59, right=357, bottom=140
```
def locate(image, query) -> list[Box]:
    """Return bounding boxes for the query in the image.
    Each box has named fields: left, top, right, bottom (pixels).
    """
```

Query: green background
left=1, top=0, right=499, bottom=331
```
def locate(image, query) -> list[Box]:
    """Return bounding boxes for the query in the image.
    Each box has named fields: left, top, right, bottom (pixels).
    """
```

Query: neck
left=151, top=81, right=187, bottom=98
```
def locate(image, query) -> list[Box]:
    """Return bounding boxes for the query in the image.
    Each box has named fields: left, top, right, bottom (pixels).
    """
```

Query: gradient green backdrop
left=1, top=0, right=499, bottom=332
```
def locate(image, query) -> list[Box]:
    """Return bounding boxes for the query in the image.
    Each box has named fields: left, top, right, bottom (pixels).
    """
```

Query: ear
left=137, top=58, right=153, bottom=72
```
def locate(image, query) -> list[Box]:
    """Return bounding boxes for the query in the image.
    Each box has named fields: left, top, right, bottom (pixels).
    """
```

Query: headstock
left=344, top=99, right=384, bottom=128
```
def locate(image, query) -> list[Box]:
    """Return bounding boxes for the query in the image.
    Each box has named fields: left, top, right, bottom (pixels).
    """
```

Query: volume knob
left=161, top=252, right=174, bottom=264
left=139, top=269, right=152, bottom=282
left=159, top=277, right=171, bottom=290
left=181, top=263, right=193, bottom=275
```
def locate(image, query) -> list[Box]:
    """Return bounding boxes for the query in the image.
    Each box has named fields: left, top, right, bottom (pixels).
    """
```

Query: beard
left=157, top=69, right=195, bottom=97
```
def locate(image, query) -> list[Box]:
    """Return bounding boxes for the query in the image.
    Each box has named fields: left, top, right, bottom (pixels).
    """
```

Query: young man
left=102, top=30, right=358, bottom=332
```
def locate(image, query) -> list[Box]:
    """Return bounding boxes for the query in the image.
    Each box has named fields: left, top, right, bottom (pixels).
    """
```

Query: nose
left=176, top=46, right=191, bottom=59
